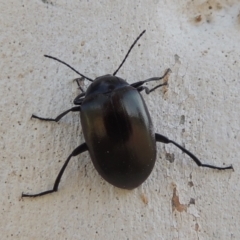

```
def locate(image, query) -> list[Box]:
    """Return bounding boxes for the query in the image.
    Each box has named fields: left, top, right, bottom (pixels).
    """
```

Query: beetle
left=22, top=30, right=233, bottom=197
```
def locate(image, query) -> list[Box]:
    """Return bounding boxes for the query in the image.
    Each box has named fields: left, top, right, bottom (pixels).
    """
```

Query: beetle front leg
left=155, top=133, right=233, bottom=170
left=131, top=68, right=171, bottom=89
left=22, top=143, right=88, bottom=197
left=137, top=82, right=168, bottom=94
left=32, top=106, right=80, bottom=122
left=73, top=77, right=85, bottom=93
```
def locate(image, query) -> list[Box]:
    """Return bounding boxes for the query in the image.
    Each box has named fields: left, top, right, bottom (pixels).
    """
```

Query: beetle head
left=85, top=75, right=129, bottom=97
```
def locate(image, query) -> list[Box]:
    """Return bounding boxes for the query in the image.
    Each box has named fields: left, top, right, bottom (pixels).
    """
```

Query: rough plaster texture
left=1, top=0, right=240, bottom=239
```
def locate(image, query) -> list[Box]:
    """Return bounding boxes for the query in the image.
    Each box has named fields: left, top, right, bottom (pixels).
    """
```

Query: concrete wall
left=1, top=0, right=240, bottom=239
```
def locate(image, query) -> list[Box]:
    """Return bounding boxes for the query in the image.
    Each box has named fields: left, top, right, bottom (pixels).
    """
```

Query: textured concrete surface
left=1, top=0, right=240, bottom=239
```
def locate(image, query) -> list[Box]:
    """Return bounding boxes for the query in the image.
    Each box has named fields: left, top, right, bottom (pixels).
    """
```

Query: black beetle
left=22, top=30, right=233, bottom=197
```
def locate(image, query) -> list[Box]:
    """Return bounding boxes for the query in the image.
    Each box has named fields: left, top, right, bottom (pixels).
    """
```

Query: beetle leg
left=137, top=83, right=168, bottom=94
left=74, top=93, right=85, bottom=105
left=131, top=68, right=171, bottom=89
left=32, top=106, right=80, bottom=122
left=22, top=143, right=89, bottom=197
left=73, top=77, right=85, bottom=93
left=155, top=133, right=233, bottom=170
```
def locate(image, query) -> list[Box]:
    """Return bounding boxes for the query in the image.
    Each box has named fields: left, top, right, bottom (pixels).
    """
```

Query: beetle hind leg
left=155, top=133, right=233, bottom=170
left=22, top=143, right=88, bottom=197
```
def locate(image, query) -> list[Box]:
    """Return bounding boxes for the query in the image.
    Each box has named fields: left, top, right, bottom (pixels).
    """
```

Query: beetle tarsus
left=22, top=189, right=57, bottom=198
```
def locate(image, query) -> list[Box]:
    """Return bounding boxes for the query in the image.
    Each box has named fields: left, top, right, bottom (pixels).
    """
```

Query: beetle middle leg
left=32, top=77, right=85, bottom=121
left=32, top=106, right=80, bottom=122
left=22, top=143, right=89, bottom=197
left=155, top=133, right=233, bottom=170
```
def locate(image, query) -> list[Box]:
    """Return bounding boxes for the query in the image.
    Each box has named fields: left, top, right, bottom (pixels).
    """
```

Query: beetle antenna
left=44, top=55, right=93, bottom=82
left=113, top=30, right=146, bottom=76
